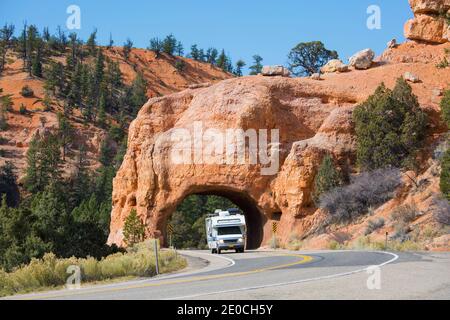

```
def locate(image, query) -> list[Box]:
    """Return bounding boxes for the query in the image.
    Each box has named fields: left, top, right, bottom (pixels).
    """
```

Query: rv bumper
left=218, top=244, right=244, bottom=250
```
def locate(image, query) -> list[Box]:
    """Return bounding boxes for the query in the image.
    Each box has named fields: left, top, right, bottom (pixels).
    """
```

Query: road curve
left=7, top=249, right=445, bottom=300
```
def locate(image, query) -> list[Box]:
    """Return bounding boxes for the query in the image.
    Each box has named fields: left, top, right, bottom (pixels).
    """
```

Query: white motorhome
left=205, top=208, right=246, bottom=254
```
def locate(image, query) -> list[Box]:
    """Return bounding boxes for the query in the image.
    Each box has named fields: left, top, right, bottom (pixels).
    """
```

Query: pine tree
left=190, top=44, right=200, bottom=60
left=107, top=33, right=114, bottom=49
left=354, top=78, right=427, bottom=170
left=441, top=149, right=450, bottom=201
left=86, top=29, right=97, bottom=56
left=149, top=37, right=163, bottom=58
left=441, top=89, right=450, bottom=128
left=162, top=34, right=177, bottom=56
left=129, top=72, right=148, bottom=116
left=57, top=112, right=73, bottom=161
left=313, top=155, right=342, bottom=203
left=234, top=60, right=246, bottom=76
left=31, top=40, right=43, bottom=77
left=249, top=55, right=263, bottom=75
left=216, top=49, right=227, bottom=70
left=175, top=41, right=184, bottom=56
left=68, top=62, right=82, bottom=108
left=123, top=209, right=146, bottom=246
left=0, top=161, right=19, bottom=207
left=123, top=38, right=133, bottom=60
left=206, top=48, right=218, bottom=65
left=97, top=93, right=107, bottom=128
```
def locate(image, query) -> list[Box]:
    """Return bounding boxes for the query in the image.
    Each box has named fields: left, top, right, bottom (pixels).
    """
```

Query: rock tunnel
left=160, top=186, right=267, bottom=250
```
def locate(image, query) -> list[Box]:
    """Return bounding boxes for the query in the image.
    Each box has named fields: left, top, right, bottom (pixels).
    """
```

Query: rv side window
left=217, top=226, right=242, bottom=236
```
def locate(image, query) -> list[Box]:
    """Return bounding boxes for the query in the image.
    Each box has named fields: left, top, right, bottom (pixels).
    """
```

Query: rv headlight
left=237, top=238, right=243, bottom=243
left=218, top=239, right=224, bottom=244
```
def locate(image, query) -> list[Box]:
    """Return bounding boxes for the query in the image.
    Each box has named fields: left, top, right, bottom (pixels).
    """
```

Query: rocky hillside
left=0, top=47, right=232, bottom=179
left=110, top=0, right=450, bottom=251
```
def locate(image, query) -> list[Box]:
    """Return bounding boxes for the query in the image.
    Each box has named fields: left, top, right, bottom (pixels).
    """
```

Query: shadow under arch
left=167, top=186, right=266, bottom=250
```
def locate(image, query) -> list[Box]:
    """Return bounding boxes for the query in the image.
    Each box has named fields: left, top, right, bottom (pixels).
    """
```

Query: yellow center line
left=19, top=254, right=313, bottom=300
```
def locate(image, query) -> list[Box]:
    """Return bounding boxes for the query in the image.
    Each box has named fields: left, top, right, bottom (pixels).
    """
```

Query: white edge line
left=166, top=251, right=399, bottom=300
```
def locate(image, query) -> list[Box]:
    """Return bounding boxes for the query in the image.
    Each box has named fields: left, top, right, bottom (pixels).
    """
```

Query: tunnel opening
left=166, top=188, right=265, bottom=250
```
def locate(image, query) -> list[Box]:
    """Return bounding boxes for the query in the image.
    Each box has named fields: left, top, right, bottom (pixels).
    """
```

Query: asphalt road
left=4, top=250, right=450, bottom=300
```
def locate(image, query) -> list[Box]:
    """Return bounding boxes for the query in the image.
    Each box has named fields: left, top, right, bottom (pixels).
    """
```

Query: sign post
left=271, top=222, right=278, bottom=249
left=154, top=239, right=160, bottom=275
left=385, top=232, right=389, bottom=250
left=167, top=223, right=174, bottom=248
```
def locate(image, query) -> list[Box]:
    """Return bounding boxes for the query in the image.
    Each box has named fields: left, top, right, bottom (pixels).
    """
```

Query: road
left=4, top=250, right=450, bottom=300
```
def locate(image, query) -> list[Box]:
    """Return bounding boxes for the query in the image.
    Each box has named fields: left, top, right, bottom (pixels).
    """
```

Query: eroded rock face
left=108, top=76, right=358, bottom=247
left=405, top=0, right=449, bottom=43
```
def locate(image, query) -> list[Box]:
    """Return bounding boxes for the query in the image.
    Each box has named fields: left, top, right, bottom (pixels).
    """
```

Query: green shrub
left=441, top=149, right=450, bottom=201
left=364, top=217, right=385, bottom=235
left=313, top=154, right=342, bottom=204
left=442, top=89, right=450, bottom=128
left=175, top=59, right=185, bottom=72
left=19, top=103, right=27, bottom=115
left=354, top=78, right=427, bottom=170
left=20, top=85, right=34, bottom=98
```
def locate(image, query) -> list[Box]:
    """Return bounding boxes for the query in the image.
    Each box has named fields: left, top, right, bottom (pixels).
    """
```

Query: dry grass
left=0, top=240, right=186, bottom=297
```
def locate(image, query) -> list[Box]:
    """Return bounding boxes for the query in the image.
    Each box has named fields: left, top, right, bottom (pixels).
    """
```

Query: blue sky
left=0, top=0, right=412, bottom=74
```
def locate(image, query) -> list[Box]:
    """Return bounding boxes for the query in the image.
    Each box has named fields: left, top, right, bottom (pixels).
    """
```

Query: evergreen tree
left=67, top=62, right=82, bottom=108
left=107, top=33, right=114, bottom=49
left=57, top=112, right=73, bottom=161
left=24, top=133, right=62, bottom=193
left=313, top=155, right=342, bottom=203
left=249, top=55, right=263, bottom=75
left=44, top=61, right=65, bottom=97
left=162, top=34, right=177, bottom=56
left=441, top=149, right=450, bottom=201
left=129, top=72, right=148, bottom=116
left=216, top=49, right=227, bottom=71
left=354, top=78, right=427, bottom=170
left=123, top=209, right=146, bottom=246
left=234, top=59, right=246, bottom=76
left=123, top=38, right=133, bottom=60
left=287, top=41, right=338, bottom=76
left=31, top=39, right=43, bottom=77
left=149, top=37, right=163, bottom=58
left=206, top=48, right=218, bottom=65
left=0, top=162, right=19, bottom=207
left=97, top=93, right=107, bottom=128
left=175, top=41, right=184, bottom=56
left=441, top=89, right=450, bottom=128
left=190, top=44, right=200, bottom=60
left=86, top=29, right=97, bottom=56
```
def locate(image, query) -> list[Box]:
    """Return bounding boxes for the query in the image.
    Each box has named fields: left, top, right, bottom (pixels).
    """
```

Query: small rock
left=261, top=65, right=291, bottom=77
left=432, top=88, right=443, bottom=97
left=320, top=59, right=349, bottom=73
left=349, top=48, right=375, bottom=70
left=404, top=72, right=420, bottom=83
left=387, top=39, right=398, bottom=49
left=310, top=73, right=321, bottom=80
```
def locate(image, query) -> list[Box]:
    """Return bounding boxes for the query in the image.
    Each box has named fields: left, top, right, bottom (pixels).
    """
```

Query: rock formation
left=348, top=49, right=375, bottom=70
left=404, top=0, right=450, bottom=43
left=261, top=65, right=291, bottom=77
left=108, top=1, right=450, bottom=250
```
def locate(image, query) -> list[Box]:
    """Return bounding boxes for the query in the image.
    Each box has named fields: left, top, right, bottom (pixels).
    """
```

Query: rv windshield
left=217, top=226, right=242, bottom=236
